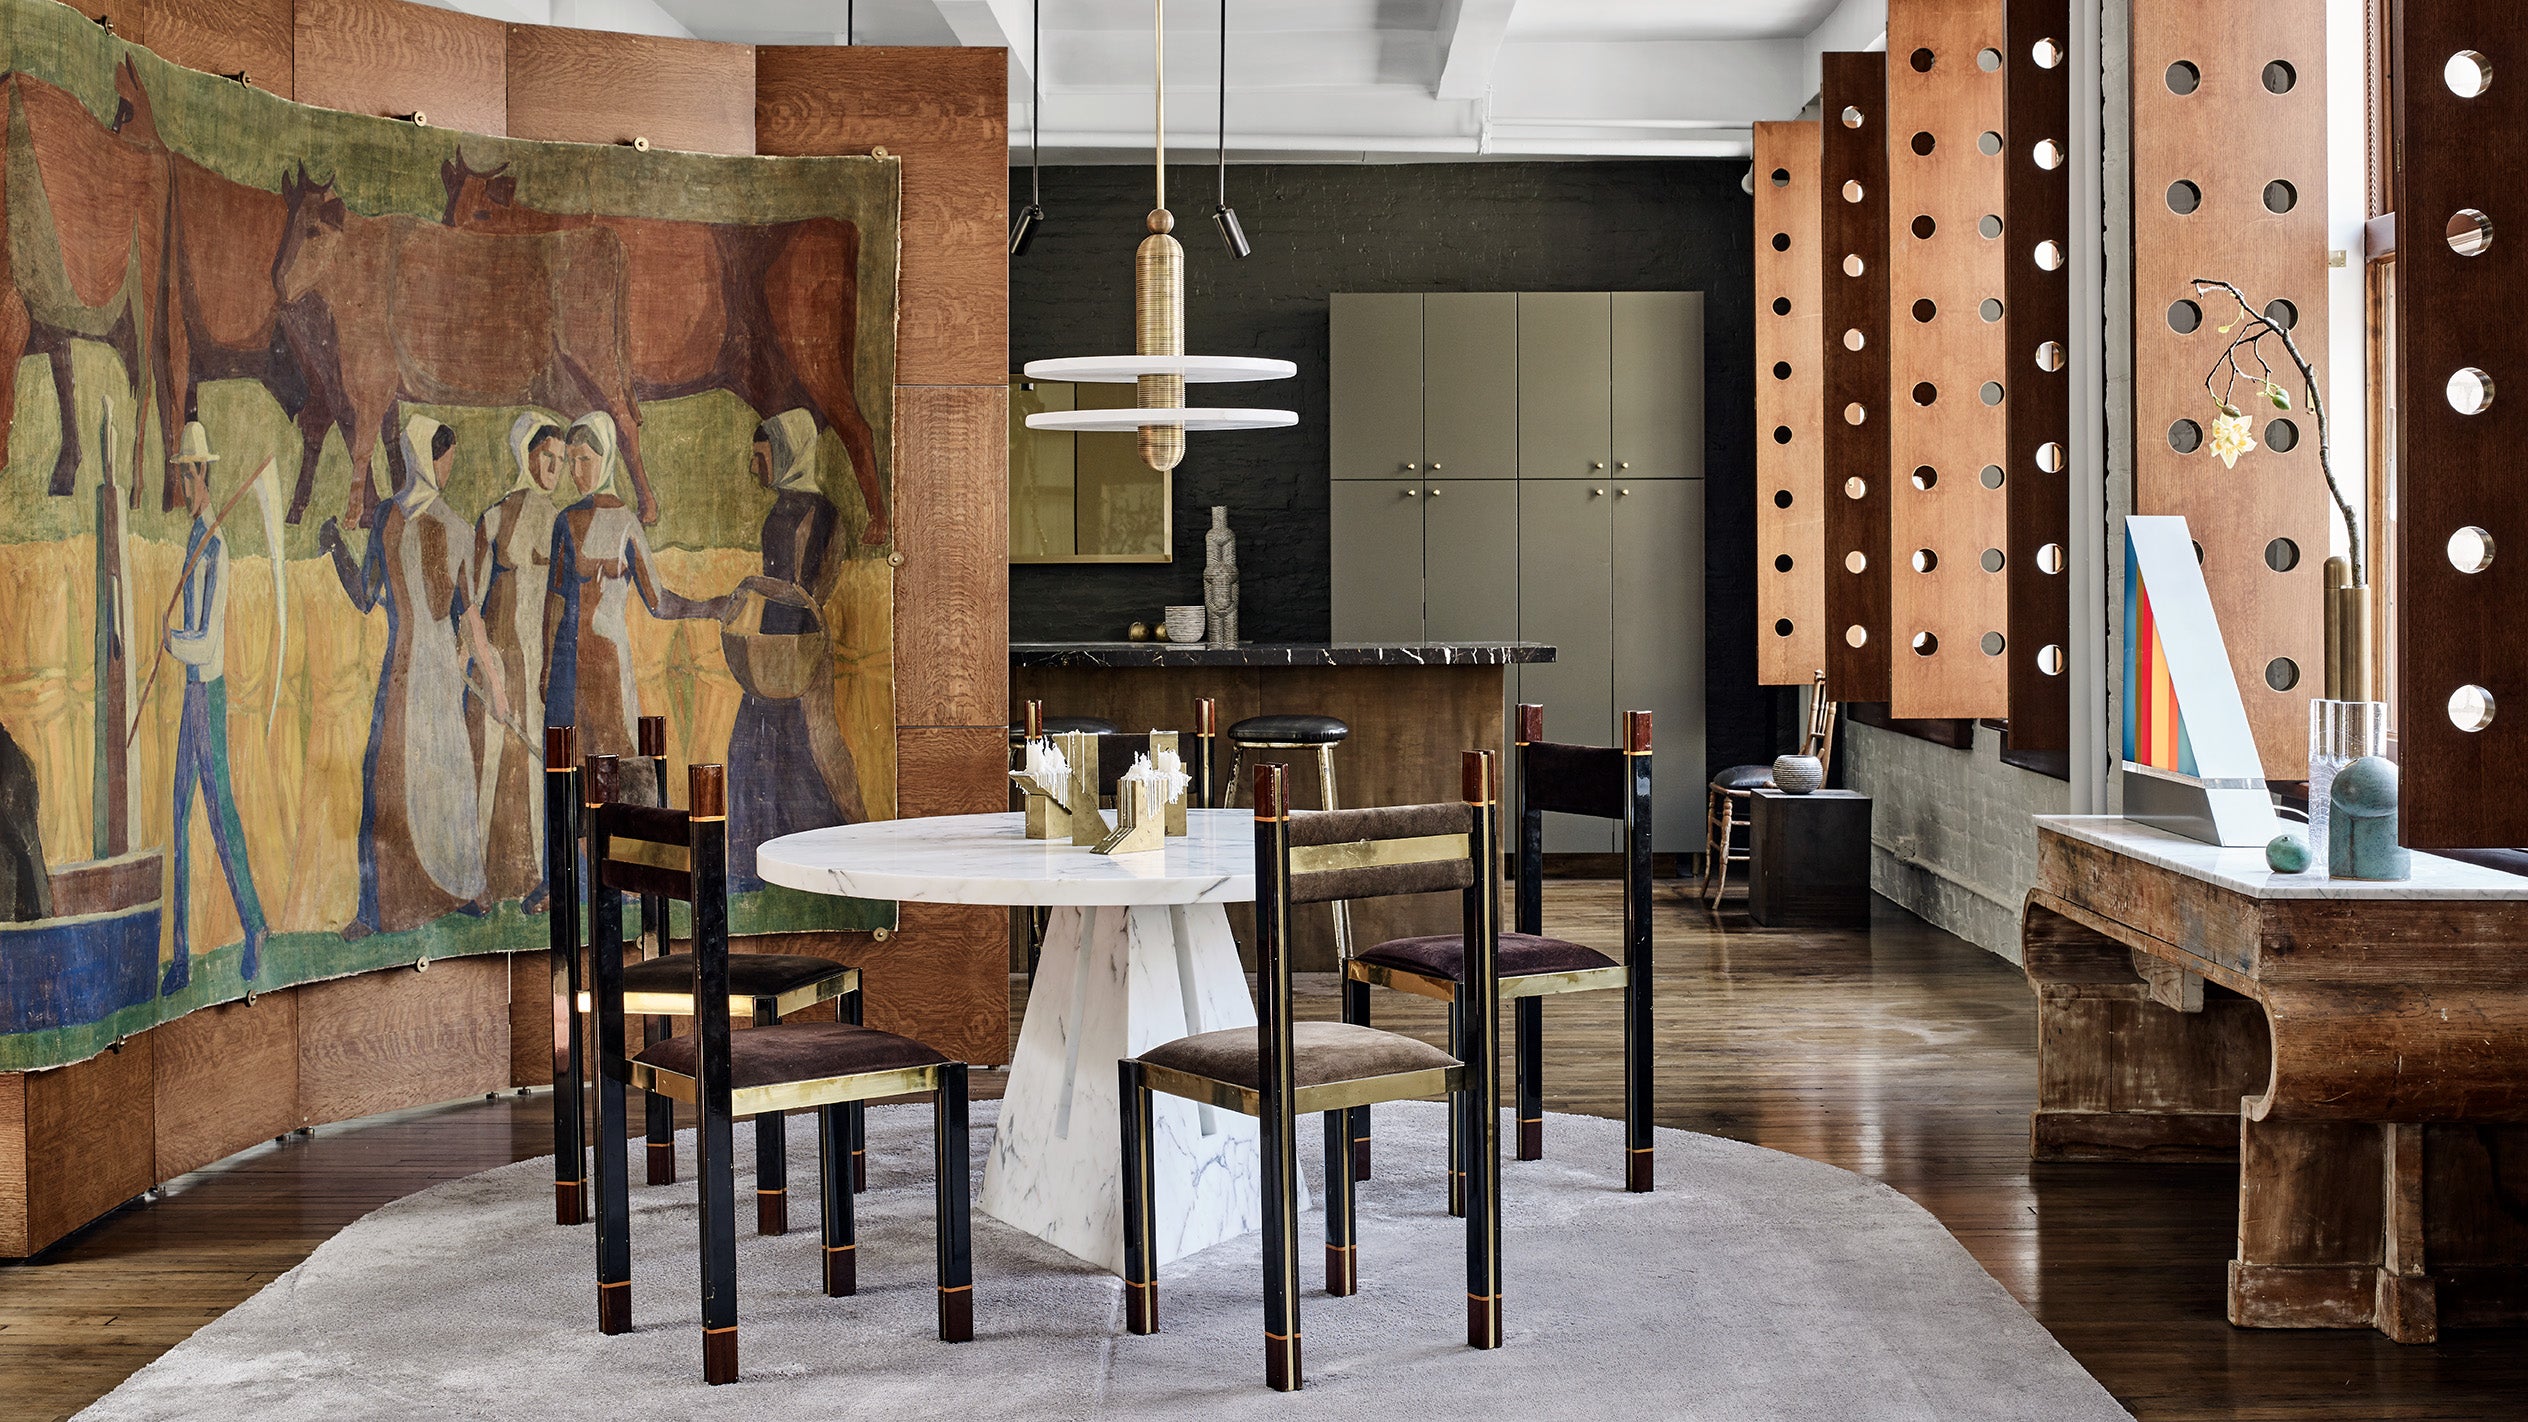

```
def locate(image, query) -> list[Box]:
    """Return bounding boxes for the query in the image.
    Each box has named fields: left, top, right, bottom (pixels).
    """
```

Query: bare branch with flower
left=2189, top=278, right=2362, bottom=586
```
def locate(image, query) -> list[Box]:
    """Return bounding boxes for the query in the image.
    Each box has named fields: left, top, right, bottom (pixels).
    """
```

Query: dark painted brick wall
left=1008, top=159, right=1773, bottom=773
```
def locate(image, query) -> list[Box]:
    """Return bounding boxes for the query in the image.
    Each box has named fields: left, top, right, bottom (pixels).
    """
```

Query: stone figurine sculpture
left=2326, top=754, right=2411, bottom=882
left=1202, top=505, right=1239, bottom=646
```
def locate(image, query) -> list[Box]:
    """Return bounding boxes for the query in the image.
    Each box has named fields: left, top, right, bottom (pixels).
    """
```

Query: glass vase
left=2306, top=700, right=2388, bottom=870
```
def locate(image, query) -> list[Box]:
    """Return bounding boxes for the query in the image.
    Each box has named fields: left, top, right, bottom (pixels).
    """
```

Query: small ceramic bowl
left=1164, top=605, right=1207, bottom=644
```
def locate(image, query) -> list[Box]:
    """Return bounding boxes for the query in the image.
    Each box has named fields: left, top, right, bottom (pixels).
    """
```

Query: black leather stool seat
left=1357, top=932, right=1617, bottom=982
left=1228, top=714, right=1350, bottom=746
left=1010, top=716, right=1120, bottom=742
left=636, top=1021, right=945, bottom=1090
left=1709, top=762, right=1775, bottom=792
left=622, top=952, right=850, bottom=1000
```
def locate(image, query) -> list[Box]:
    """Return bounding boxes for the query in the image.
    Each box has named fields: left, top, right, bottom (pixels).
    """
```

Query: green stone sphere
left=2265, top=831, right=2312, bottom=874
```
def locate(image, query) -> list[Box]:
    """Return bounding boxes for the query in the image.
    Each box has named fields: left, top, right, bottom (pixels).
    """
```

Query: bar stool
left=1222, top=712, right=1355, bottom=971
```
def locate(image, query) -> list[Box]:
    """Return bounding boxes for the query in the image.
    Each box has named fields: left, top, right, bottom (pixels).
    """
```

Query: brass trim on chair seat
left=628, top=1060, right=947, bottom=1117
left=617, top=967, right=861, bottom=1021
left=1141, top=1060, right=1464, bottom=1119
left=1287, top=833, right=1470, bottom=877
left=1343, top=956, right=1631, bottom=1003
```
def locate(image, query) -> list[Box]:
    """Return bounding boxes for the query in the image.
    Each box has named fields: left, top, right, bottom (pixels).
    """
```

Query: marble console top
left=758, top=809, right=1256, bottom=907
left=2037, top=815, right=2528, bottom=901
left=1009, top=641, right=1555, bottom=669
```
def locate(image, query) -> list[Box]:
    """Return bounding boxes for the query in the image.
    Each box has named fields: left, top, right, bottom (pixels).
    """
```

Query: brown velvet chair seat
left=1139, top=1021, right=1456, bottom=1094
left=621, top=952, right=849, bottom=1000
left=637, top=1022, right=946, bottom=1090
left=1356, top=932, right=1616, bottom=982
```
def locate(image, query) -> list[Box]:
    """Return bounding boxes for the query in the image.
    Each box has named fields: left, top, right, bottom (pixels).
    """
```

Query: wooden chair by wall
left=1347, top=705, right=1654, bottom=1195
left=1118, top=754, right=1504, bottom=1391
left=1701, top=670, right=1837, bottom=907
left=577, top=753, right=973, bottom=1385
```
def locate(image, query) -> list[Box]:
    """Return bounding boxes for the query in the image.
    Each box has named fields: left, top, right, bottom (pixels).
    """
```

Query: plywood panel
left=140, top=0, right=295, bottom=98
left=2395, top=3, right=2528, bottom=845
left=860, top=902, right=1009, bottom=1065
left=756, top=46, right=1008, bottom=385
left=152, top=993, right=298, bottom=1180
left=898, top=725, right=1008, bottom=817
left=1886, top=0, right=2011, bottom=719
left=508, top=953, right=550, bottom=1087
left=295, top=956, right=509, bottom=1125
left=2004, top=0, right=2074, bottom=752
left=1756, top=120, right=1827, bottom=687
left=892, top=383, right=1009, bottom=728
left=0, top=1072, right=25, bottom=1256
left=503, top=24, right=753, bottom=155
left=1823, top=53, right=1893, bottom=703
left=26, top=1040, right=153, bottom=1252
left=2132, top=0, right=2328, bottom=776
left=293, top=0, right=507, bottom=136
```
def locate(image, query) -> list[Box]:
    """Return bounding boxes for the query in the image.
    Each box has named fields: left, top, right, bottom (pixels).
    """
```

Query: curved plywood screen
left=0, top=0, right=903, bottom=1074
left=1885, top=0, right=2011, bottom=720
left=1823, top=52, right=1893, bottom=704
left=1755, top=120, right=1825, bottom=687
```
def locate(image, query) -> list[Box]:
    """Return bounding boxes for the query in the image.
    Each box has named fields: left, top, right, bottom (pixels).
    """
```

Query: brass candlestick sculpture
left=1149, top=734, right=1190, bottom=835
left=1095, top=759, right=1169, bottom=856
left=1011, top=735, right=1075, bottom=840
left=1066, top=731, right=1106, bottom=847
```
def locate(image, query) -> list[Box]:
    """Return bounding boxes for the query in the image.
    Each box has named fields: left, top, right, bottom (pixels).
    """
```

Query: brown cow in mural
left=274, top=165, right=653, bottom=526
left=440, top=154, right=885, bottom=543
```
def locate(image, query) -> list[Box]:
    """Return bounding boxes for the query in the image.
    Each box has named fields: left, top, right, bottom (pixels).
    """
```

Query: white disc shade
left=1021, top=355, right=1297, bottom=383
left=1024, top=407, right=1299, bottom=433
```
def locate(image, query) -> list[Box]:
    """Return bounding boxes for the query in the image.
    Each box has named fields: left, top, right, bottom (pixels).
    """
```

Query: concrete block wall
left=1843, top=723, right=2070, bottom=961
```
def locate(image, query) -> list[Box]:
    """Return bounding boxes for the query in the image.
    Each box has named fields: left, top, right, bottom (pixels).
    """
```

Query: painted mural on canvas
left=0, top=1, right=901, bottom=1070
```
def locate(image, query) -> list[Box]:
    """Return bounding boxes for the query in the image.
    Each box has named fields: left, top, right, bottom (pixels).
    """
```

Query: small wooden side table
left=1748, top=788, right=1872, bottom=928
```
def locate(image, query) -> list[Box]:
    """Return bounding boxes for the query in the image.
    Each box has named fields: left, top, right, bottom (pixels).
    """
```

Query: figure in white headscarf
left=543, top=411, right=720, bottom=758
left=318, top=412, right=510, bottom=938
left=474, top=412, right=564, bottom=910
left=722, top=410, right=866, bottom=885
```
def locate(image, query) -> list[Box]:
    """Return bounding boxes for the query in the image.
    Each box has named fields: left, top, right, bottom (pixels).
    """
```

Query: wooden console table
left=2024, top=816, right=2528, bottom=1342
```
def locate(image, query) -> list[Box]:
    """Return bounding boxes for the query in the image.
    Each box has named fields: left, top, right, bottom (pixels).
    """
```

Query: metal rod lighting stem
left=1217, top=0, right=1228, bottom=206
left=1153, top=0, right=1166, bottom=214
left=1031, top=0, right=1042, bottom=207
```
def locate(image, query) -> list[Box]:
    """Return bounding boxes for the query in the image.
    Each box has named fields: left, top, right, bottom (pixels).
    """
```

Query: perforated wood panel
left=2394, top=5, right=2528, bottom=846
left=1756, top=120, right=1827, bottom=687
left=1885, top=0, right=2011, bottom=719
left=2003, top=0, right=2073, bottom=752
left=2131, top=1, right=2329, bottom=777
left=1823, top=52, right=1893, bottom=704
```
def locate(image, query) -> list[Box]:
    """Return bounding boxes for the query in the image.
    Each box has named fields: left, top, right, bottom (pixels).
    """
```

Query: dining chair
left=1347, top=706, right=1655, bottom=1198
left=1702, top=669, right=1837, bottom=907
left=545, top=720, right=865, bottom=1230
left=1118, top=752, right=1504, bottom=1391
left=577, top=752, right=973, bottom=1385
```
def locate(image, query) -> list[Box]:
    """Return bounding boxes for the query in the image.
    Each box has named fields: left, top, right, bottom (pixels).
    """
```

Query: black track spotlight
left=1213, top=0, right=1252, bottom=258
left=1012, top=0, right=1046, bottom=258
left=1009, top=203, right=1046, bottom=256
left=1212, top=203, right=1250, bottom=259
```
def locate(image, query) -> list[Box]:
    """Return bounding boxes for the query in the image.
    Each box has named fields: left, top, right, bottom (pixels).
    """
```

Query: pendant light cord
left=1029, top=0, right=1042, bottom=206
left=1216, top=0, right=1228, bottom=206
left=1153, top=0, right=1166, bottom=213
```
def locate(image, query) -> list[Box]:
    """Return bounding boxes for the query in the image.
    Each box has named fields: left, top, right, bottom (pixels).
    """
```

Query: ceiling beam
left=1433, top=0, right=1516, bottom=102
left=934, top=0, right=1034, bottom=88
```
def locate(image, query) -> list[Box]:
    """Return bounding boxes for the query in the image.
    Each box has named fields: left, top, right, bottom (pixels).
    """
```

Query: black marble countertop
left=1010, top=641, right=1556, bottom=668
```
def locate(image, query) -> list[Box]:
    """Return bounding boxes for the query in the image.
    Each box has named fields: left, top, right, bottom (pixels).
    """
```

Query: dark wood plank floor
left=7, top=883, right=2525, bottom=1420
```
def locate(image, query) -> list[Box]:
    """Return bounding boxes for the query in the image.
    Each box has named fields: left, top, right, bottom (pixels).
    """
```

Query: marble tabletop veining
left=758, top=809, right=1257, bottom=906
left=2038, top=815, right=2528, bottom=901
left=1008, top=640, right=1556, bottom=669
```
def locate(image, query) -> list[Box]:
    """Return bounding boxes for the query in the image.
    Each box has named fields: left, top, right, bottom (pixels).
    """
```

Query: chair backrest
left=583, top=754, right=738, bottom=1103
left=1801, top=669, right=1838, bottom=764
left=1019, top=697, right=1219, bottom=808
left=1512, top=704, right=1652, bottom=972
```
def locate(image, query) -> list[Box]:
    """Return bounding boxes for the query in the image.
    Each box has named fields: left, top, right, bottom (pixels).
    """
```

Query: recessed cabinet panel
left=1613, top=480, right=1706, bottom=848
left=1613, top=291, right=1704, bottom=478
left=1330, top=482, right=1428, bottom=642
left=1518, top=293, right=1615, bottom=479
left=1422, top=293, right=1521, bottom=477
left=1519, top=481, right=1616, bottom=852
left=1422, top=480, right=1521, bottom=642
left=1330, top=293, right=1424, bottom=479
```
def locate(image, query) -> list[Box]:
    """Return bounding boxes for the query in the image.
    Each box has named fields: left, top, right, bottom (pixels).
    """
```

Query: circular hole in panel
left=1912, top=465, right=1939, bottom=490
left=2265, top=537, right=2301, bottom=572
left=2263, top=180, right=2298, bottom=214
left=1911, top=131, right=1937, bottom=157
left=2263, top=60, right=2297, bottom=95
left=1772, top=231, right=1792, bottom=251
left=1774, top=618, right=1794, bottom=637
left=1844, top=327, right=1868, bottom=351
left=2038, top=644, right=2065, bottom=675
left=2450, top=526, right=2496, bottom=573
left=1913, top=298, right=1938, bottom=322
left=1911, top=548, right=1939, bottom=573
left=1912, top=631, right=1940, bottom=656
left=1979, top=130, right=2004, bottom=156
left=1843, top=179, right=1866, bottom=204
left=2033, top=38, right=2064, bottom=70
left=2167, top=180, right=2202, bottom=215
left=2266, top=658, right=2301, bottom=692
left=2168, top=298, right=2203, bottom=334
left=2168, top=419, right=2204, bottom=454
left=2167, top=60, right=2201, bottom=95
left=1773, top=296, right=1793, bottom=315
left=1846, top=550, right=1869, bottom=573
left=1772, top=360, right=1793, bottom=380
left=2037, top=542, right=2066, bottom=574
left=2267, top=418, right=2301, bottom=452
left=2037, top=341, right=2066, bottom=371
left=1980, top=381, right=2007, bottom=406
left=2449, top=209, right=2496, bottom=256
left=1980, top=463, right=2006, bottom=489
left=1772, top=425, right=1794, bottom=445
left=2037, top=442, right=2065, bottom=473
left=1845, top=625, right=1870, bottom=648
left=1844, top=253, right=1867, bottom=277
left=1775, top=553, right=1795, bottom=573
left=2450, top=367, right=2498, bottom=415
left=1843, top=104, right=1867, bottom=128
left=1981, top=631, right=2007, bottom=656
left=1770, top=167, right=1791, bottom=188
left=1844, top=402, right=1869, bottom=426
left=1913, top=381, right=1940, bottom=406
left=1912, top=214, right=1938, bottom=239
left=2036, top=239, right=2065, bottom=270
left=1845, top=476, right=1869, bottom=498
left=2452, top=684, right=2498, bottom=731
left=1911, top=47, right=1937, bottom=73
left=2193, top=540, right=2205, bottom=563
left=1981, top=548, right=2006, bottom=573
left=1978, top=47, right=2003, bottom=73
left=2034, top=139, right=2065, bottom=169
left=1979, top=213, right=2004, bottom=239
left=1774, top=488, right=1794, bottom=508
left=1981, top=297, right=2006, bottom=322
left=2264, top=298, right=2299, bottom=330
left=2447, top=51, right=2493, bottom=99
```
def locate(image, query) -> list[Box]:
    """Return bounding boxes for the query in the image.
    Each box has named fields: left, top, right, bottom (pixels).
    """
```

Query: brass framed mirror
left=1009, top=376, right=1173, bottom=563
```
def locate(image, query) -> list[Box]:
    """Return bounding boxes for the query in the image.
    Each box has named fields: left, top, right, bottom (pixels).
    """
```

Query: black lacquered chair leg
left=844, top=987, right=869, bottom=1192
left=1446, top=996, right=1466, bottom=1219
left=698, top=1090, right=739, bottom=1383
left=819, top=1102, right=856, bottom=1297
left=934, top=1062, right=974, bottom=1342
left=644, top=1014, right=675, bottom=1186
left=1341, top=975, right=1373, bottom=1179
left=1625, top=974, right=1654, bottom=1193
left=752, top=998, right=789, bottom=1234
left=1323, top=1105, right=1357, bottom=1296
left=1515, top=996, right=1544, bottom=1161
left=1119, top=1060, right=1158, bottom=1334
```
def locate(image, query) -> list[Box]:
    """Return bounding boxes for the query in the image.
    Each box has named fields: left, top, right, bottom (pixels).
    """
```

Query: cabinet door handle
left=1404, top=487, right=1419, bottom=497
left=1591, top=487, right=1606, bottom=497
left=1618, top=461, right=1631, bottom=470
left=1618, top=487, right=1631, bottom=496
left=1405, top=462, right=1418, bottom=470
left=1591, top=461, right=1607, bottom=470
left=1428, top=487, right=1442, bottom=497
left=1429, top=462, right=1444, bottom=471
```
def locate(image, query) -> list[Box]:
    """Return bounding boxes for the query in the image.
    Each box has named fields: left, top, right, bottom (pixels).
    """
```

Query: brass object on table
left=1065, top=731, right=1106, bottom=847
left=1151, top=731, right=1187, bottom=835
left=1095, top=776, right=1167, bottom=857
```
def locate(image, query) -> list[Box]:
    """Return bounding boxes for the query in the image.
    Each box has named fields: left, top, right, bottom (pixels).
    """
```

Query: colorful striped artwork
left=2122, top=536, right=2198, bottom=775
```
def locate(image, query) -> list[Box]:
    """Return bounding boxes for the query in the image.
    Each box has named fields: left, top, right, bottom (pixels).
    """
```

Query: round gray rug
left=78, top=1101, right=2127, bottom=1420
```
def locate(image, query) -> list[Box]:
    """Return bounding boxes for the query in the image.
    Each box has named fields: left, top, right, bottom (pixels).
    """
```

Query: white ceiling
left=432, top=0, right=1889, bottom=161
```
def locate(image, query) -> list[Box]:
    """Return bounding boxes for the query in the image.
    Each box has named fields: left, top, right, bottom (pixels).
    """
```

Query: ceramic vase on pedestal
left=1202, top=506, right=1239, bottom=646
left=2305, top=700, right=2387, bottom=872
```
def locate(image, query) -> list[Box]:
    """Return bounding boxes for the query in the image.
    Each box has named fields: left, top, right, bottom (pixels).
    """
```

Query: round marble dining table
left=756, top=809, right=1303, bottom=1276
